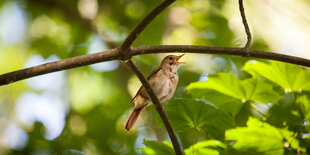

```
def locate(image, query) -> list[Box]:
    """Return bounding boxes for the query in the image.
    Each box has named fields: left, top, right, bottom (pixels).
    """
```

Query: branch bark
left=1, top=45, right=310, bottom=86
left=120, top=0, right=176, bottom=53
left=239, top=0, right=252, bottom=49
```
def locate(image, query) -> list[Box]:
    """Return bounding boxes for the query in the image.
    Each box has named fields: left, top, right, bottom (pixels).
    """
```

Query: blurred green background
left=0, top=0, right=310, bottom=154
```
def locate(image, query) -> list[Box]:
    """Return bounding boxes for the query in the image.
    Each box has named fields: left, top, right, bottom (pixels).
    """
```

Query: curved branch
left=1, top=45, right=310, bottom=86
left=118, top=1, right=183, bottom=154
left=239, top=0, right=252, bottom=48
left=126, top=60, right=183, bottom=155
left=120, top=0, right=175, bottom=52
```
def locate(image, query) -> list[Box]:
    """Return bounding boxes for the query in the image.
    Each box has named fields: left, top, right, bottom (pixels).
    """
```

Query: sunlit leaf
left=141, top=140, right=174, bottom=155
left=243, top=61, right=310, bottom=92
left=165, top=99, right=234, bottom=140
left=184, top=140, right=226, bottom=155
left=226, top=117, right=284, bottom=154
left=187, top=89, right=243, bottom=117
left=187, top=72, right=280, bottom=104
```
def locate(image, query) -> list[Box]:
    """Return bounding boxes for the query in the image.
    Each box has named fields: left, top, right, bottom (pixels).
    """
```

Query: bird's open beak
left=174, top=54, right=185, bottom=64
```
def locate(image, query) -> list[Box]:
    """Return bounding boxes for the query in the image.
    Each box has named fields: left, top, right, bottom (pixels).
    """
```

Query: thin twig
left=239, top=0, right=252, bottom=49
left=126, top=60, right=183, bottom=155
left=1, top=45, right=310, bottom=86
left=120, top=0, right=175, bottom=53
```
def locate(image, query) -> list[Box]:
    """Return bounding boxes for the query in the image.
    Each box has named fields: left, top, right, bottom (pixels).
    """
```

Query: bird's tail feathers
left=125, top=105, right=146, bottom=131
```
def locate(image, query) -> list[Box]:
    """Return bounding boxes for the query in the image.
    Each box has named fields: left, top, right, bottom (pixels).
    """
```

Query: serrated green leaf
left=184, top=140, right=226, bottom=155
left=243, top=60, right=310, bottom=92
left=187, top=73, right=280, bottom=104
left=226, top=117, right=284, bottom=155
left=165, top=99, right=234, bottom=140
left=141, top=139, right=174, bottom=155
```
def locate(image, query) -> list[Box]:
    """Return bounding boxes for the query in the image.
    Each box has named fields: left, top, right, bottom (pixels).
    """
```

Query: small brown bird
left=125, top=54, right=185, bottom=131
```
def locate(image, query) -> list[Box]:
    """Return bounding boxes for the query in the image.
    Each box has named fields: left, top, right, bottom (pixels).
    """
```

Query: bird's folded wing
left=129, top=67, right=162, bottom=104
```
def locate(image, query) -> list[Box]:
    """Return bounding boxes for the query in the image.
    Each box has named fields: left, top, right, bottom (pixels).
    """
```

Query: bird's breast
left=148, top=70, right=178, bottom=102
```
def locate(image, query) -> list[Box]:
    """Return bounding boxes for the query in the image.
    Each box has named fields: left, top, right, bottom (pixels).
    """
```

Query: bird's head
left=161, top=54, right=185, bottom=69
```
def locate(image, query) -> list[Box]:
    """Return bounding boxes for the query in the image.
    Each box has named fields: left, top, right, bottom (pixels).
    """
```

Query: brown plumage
left=125, top=54, right=184, bottom=131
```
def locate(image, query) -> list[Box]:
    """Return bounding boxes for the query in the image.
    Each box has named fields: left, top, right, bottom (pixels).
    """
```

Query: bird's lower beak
left=174, top=54, right=185, bottom=64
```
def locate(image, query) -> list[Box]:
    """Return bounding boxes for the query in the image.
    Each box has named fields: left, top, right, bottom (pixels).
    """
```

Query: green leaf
left=226, top=117, right=284, bottom=154
left=243, top=60, right=310, bottom=92
left=187, top=89, right=243, bottom=117
left=241, top=78, right=280, bottom=104
left=187, top=73, right=242, bottom=99
left=187, top=72, right=280, bottom=104
left=297, top=95, right=310, bottom=136
left=141, top=139, right=174, bottom=155
left=184, top=140, right=226, bottom=155
left=165, top=99, right=234, bottom=140
left=298, top=95, right=310, bottom=120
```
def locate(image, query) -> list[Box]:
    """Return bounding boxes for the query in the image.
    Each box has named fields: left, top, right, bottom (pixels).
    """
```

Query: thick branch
left=238, top=0, right=252, bottom=49
left=120, top=0, right=175, bottom=52
left=126, top=60, right=183, bottom=155
left=1, top=45, right=310, bottom=86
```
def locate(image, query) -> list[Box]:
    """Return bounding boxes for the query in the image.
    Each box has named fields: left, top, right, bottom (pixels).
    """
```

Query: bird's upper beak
left=174, top=54, right=185, bottom=64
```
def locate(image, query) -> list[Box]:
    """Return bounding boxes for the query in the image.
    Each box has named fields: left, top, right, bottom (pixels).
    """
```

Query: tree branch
left=126, top=60, right=183, bottom=155
left=117, top=0, right=182, bottom=154
left=120, top=0, right=175, bottom=53
left=1, top=45, right=310, bottom=86
left=0, top=48, right=119, bottom=85
left=239, top=0, right=252, bottom=49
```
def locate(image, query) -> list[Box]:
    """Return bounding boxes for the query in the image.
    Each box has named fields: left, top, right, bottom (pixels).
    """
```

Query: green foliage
left=226, top=117, right=284, bottom=154
left=187, top=72, right=281, bottom=104
left=187, top=88, right=243, bottom=117
left=184, top=140, right=226, bottom=155
left=140, top=140, right=174, bottom=155
left=244, top=61, right=310, bottom=92
left=176, top=62, right=310, bottom=154
left=165, top=99, right=234, bottom=140
left=1, top=0, right=310, bottom=155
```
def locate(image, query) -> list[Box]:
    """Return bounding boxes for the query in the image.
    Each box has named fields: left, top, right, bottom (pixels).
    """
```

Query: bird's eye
left=169, top=57, right=173, bottom=60
left=169, top=62, right=173, bottom=65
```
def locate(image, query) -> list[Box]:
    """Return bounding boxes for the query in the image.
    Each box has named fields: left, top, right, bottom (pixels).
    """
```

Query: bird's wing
left=129, top=67, right=162, bottom=104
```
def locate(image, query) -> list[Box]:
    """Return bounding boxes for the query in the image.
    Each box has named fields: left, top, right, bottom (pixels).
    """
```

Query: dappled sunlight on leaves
left=244, top=60, right=310, bottom=92
left=1, top=0, right=310, bottom=154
